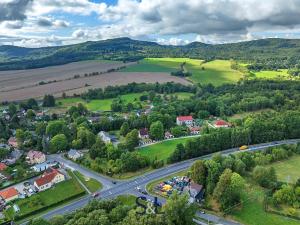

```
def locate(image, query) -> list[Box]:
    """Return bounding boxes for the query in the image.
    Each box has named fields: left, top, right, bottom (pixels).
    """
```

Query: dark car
left=141, top=190, right=148, bottom=195
left=92, top=192, right=100, bottom=198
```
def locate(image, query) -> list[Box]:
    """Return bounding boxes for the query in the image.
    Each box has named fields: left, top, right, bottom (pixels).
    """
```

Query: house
left=189, top=126, right=200, bottom=135
left=214, top=120, right=231, bottom=128
left=164, top=131, right=174, bottom=139
left=0, top=144, right=10, bottom=150
left=0, top=163, right=7, bottom=171
left=8, top=137, right=18, bottom=148
left=98, top=131, right=119, bottom=145
left=139, top=128, right=149, bottom=139
left=34, top=168, right=65, bottom=191
left=0, top=187, right=19, bottom=203
left=189, top=182, right=204, bottom=203
left=176, top=116, right=193, bottom=126
left=67, top=149, right=83, bottom=160
left=26, top=150, right=46, bottom=165
left=98, top=131, right=112, bottom=144
left=31, top=162, right=49, bottom=172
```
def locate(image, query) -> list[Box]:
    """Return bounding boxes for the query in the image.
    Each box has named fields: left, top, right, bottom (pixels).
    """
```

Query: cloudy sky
left=1, top=0, right=300, bottom=47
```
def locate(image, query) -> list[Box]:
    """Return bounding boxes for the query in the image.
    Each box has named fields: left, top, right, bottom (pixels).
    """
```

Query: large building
left=176, top=116, right=194, bottom=126
left=34, top=168, right=65, bottom=191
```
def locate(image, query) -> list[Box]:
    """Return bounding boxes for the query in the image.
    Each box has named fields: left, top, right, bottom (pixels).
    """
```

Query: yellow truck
left=239, top=145, right=248, bottom=150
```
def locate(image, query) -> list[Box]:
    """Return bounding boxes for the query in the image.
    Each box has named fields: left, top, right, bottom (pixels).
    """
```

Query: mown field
left=253, top=69, right=289, bottom=79
left=121, top=58, right=244, bottom=86
left=139, top=136, right=197, bottom=162
left=265, top=155, right=300, bottom=183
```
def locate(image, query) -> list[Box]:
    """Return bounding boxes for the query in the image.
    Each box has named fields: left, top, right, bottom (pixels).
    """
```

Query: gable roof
left=0, top=163, right=7, bottom=171
left=215, top=120, right=229, bottom=126
left=27, top=150, right=45, bottom=159
left=35, top=168, right=62, bottom=187
left=139, top=128, right=149, bottom=136
left=177, top=116, right=193, bottom=121
left=0, top=187, right=18, bottom=200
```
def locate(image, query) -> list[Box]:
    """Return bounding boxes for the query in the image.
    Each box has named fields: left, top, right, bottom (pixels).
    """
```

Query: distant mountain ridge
left=0, top=37, right=300, bottom=70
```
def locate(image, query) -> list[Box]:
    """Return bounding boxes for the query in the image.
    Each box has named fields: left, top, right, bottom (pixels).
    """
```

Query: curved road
left=23, top=139, right=299, bottom=223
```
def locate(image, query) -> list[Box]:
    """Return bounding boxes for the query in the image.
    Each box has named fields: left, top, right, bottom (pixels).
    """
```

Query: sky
left=1, top=0, right=300, bottom=47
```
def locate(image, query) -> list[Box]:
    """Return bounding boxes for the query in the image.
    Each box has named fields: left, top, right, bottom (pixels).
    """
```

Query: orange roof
left=215, top=120, right=229, bottom=126
left=177, top=116, right=193, bottom=121
left=0, top=187, right=18, bottom=200
left=0, top=163, right=7, bottom=171
left=35, top=168, right=61, bottom=187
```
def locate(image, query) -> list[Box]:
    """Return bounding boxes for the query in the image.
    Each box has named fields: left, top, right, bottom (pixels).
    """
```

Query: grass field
left=232, top=184, right=300, bottom=225
left=253, top=69, right=289, bottom=79
left=73, top=170, right=102, bottom=192
left=139, top=136, right=197, bottom=162
left=168, top=92, right=194, bottom=100
left=122, top=58, right=243, bottom=86
left=55, top=93, right=143, bottom=112
left=265, top=155, right=300, bottom=183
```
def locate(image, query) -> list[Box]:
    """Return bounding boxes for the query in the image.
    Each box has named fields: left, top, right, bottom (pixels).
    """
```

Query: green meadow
left=253, top=69, right=289, bottom=79
left=139, top=136, right=197, bottom=162
left=122, top=58, right=244, bottom=86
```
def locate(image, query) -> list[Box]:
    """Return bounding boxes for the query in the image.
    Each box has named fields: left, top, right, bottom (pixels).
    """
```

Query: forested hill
left=0, top=37, right=300, bottom=70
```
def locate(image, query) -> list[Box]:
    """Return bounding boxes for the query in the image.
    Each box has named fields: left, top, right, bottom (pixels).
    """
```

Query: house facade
left=139, top=128, right=149, bottom=139
left=214, top=120, right=230, bottom=128
left=98, top=131, right=112, bottom=144
left=176, top=116, right=193, bottom=126
left=68, top=149, right=83, bottom=160
left=34, top=168, right=65, bottom=191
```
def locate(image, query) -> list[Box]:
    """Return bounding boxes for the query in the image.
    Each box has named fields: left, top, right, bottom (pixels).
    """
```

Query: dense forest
left=2, top=38, right=300, bottom=70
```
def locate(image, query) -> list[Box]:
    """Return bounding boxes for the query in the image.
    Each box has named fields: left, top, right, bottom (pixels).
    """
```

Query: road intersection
left=23, top=139, right=299, bottom=224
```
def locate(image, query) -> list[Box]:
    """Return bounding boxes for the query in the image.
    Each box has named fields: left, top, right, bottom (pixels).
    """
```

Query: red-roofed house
left=34, top=168, right=65, bottom=191
left=0, top=187, right=19, bottom=202
left=189, top=126, right=200, bottom=135
left=0, top=163, right=7, bottom=171
left=214, top=120, right=231, bottom=128
left=8, top=137, right=18, bottom=148
left=176, top=116, right=193, bottom=126
left=26, top=150, right=46, bottom=165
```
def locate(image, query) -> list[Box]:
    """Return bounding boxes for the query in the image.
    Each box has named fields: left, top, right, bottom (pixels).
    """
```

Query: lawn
left=139, top=136, right=197, bottom=162
left=116, top=195, right=137, bottom=207
left=231, top=184, right=300, bottom=225
left=121, top=58, right=243, bottom=86
left=168, top=92, right=194, bottom=100
left=265, top=155, right=300, bottom=183
left=5, top=171, right=86, bottom=220
left=253, top=69, right=289, bottom=79
left=73, top=171, right=102, bottom=193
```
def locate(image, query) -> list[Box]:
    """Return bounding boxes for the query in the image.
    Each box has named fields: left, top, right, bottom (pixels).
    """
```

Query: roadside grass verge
left=73, top=170, right=102, bottom=192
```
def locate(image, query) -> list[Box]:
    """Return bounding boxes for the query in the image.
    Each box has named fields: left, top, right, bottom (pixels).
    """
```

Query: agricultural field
left=122, top=58, right=244, bottom=86
left=139, top=136, right=198, bottom=162
left=0, top=58, right=190, bottom=102
left=265, top=155, right=300, bottom=183
left=253, top=69, right=289, bottom=79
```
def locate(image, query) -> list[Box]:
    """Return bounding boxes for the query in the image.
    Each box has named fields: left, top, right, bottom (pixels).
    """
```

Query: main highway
left=25, top=139, right=299, bottom=223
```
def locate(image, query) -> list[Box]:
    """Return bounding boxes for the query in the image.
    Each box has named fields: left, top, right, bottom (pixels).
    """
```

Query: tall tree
left=149, top=121, right=164, bottom=140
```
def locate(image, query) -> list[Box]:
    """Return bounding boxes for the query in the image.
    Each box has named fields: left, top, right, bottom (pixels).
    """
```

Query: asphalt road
left=23, top=139, right=299, bottom=223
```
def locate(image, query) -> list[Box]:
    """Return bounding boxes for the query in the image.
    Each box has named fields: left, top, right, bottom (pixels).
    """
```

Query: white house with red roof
left=0, top=187, right=19, bottom=203
left=26, top=150, right=46, bottom=165
left=34, top=168, right=65, bottom=192
left=213, top=120, right=231, bottom=128
left=176, top=116, right=193, bottom=126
